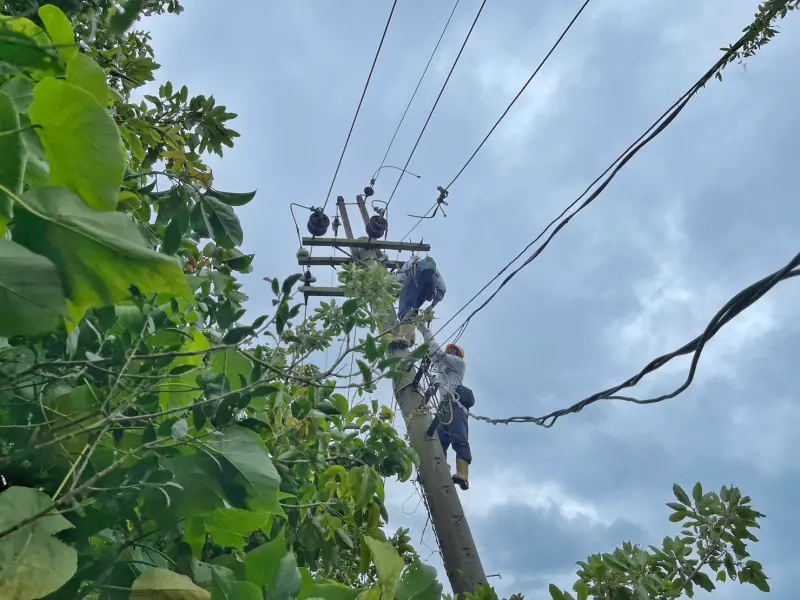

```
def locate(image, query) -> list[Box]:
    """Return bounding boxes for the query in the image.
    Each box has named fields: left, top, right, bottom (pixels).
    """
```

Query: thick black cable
left=321, top=0, right=399, bottom=211
left=385, top=0, right=490, bottom=210
left=374, top=0, right=462, bottom=186
left=445, top=0, right=594, bottom=191
left=466, top=256, right=800, bottom=427
left=435, top=28, right=755, bottom=343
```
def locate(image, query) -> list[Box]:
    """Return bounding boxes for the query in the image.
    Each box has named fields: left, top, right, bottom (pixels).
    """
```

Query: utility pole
left=297, top=199, right=487, bottom=598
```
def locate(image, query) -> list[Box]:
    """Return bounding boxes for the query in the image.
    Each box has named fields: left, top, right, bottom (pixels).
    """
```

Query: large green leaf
left=66, top=53, right=109, bottom=107
left=395, top=563, right=442, bottom=600
left=0, top=486, right=77, bottom=600
left=212, top=348, right=253, bottom=391
left=12, top=186, right=190, bottom=324
left=38, top=4, right=78, bottom=62
left=0, top=21, right=59, bottom=71
left=208, top=189, right=257, bottom=207
left=245, top=537, right=301, bottom=600
left=0, top=77, right=34, bottom=113
left=192, top=196, right=243, bottom=249
left=297, top=569, right=359, bottom=600
left=162, top=454, right=227, bottom=518
left=244, top=530, right=288, bottom=589
left=130, top=568, right=211, bottom=600
left=204, top=507, right=271, bottom=550
left=204, top=426, right=282, bottom=514
left=364, top=536, right=404, bottom=600
left=158, top=327, right=209, bottom=411
left=0, top=238, right=67, bottom=336
left=28, top=77, right=125, bottom=211
left=0, top=91, right=23, bottom=226
left=211, top=570, right=261, bottom=600
left=19, top=114, right=48, bottom=187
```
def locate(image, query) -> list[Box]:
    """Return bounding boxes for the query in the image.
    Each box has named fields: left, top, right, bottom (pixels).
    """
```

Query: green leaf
left=209, top=188, right=257, bottom=206
left=0, top=91, right=23, bottom=226
left=212, top=348, right=253, bottom=391
left=0, top=24, right=59, bottom=71
left=204, top=426, right=282, bottom=514
left=672, top=484, right=691, bottom=506
left=203, top=195, right=243, bottom=249
left=29, top=78, right=126, bottom=211
left=65, top=53, right=109, bottom=107
left=282, top=273, right=303, bottom=297
left=0, top=486, right=77, bottom=600
left=38, top=4, right=77, bottom=62
left=0, top=77, right=34, bottom=113
left=549, top=585, right=566, bottom=600
left=692, top=482, right=703, bottom=504
left=342, top=298, right=359, bottom=317
left=334, top=528, right=354, bottom=549
left=691, top=571, right=715, bottom=593
left=0, top=238, right=67, bottom=336
left=572, top=581, right=589, bottom=600
left=212, top=570, right=261, bottom=600
left=130, top=568, right=211, bottom=599
left=244, top=531, right=287, bottom=588
left=13, top=186, right=190, bottom=324
left=205, top=508, right=271, bottom=549
left=222, top=326, right=255, bottom=345
left=395, top=562, right=442, bottom=600
left=364, top=536, right=404, bottom=600
left=110, top=0, right=145, bottom=33
left=19, top=114, right=48, bottom=186
left=357, top=360, right=372, bottom=386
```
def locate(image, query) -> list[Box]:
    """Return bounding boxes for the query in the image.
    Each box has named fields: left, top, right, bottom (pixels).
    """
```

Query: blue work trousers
left=428, top=399, right=472, bottom=464
left=398, top=268, right=436, bottom=322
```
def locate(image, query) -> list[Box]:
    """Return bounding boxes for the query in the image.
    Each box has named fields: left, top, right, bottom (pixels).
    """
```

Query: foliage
left=0, top=3, right=421, bottom=598
left=0, top=1, right=791, bottom=599
left=548, top=484, right=769, bottom=600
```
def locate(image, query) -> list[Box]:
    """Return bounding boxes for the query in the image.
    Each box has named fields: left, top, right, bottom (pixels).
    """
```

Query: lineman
left=416, top=322, right=473, bottom=491
left=392, top=255, right=446, bottom=348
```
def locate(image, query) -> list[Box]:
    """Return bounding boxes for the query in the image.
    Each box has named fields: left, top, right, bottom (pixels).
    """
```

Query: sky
left=141, top=1, right=800, bottom=598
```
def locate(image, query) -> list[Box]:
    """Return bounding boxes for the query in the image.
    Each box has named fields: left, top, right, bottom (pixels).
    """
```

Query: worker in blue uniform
left=416, top=322, right=472, bottom=490
left=392, top=255, right=446, bottom=348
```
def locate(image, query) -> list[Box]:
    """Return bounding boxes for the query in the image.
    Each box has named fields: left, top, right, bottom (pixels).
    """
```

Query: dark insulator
left=332, top=215, right=341, bottom=235
left=366, top=214, right=387, bottom=239
left=307, top=209, right=330, bottom=237
left=363, top=186, right=375, bottom=197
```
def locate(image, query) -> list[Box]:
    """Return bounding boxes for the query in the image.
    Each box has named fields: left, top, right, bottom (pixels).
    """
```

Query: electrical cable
left=434, top=28, right=757, bottom=344
left=389, top=0, right=588, bottom=247
left=444, top=0, right=593, bottom=191
left=462, top=252, right=800, bottom=427
left=321, top=0, right=399, bottom=211
left=385, top=0, right=490, bottom=210
left=374, top=0, right=463, bottom=186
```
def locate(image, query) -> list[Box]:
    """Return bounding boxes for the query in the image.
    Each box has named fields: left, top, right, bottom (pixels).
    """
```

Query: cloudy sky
left=141, top=1, right=800, bottom=598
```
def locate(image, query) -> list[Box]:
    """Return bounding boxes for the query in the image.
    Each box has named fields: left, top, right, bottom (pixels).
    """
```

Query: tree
left=0, top=1, right=791, bottom=599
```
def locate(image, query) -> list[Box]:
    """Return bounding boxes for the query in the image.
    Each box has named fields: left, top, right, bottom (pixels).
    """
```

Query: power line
left=435, top=27, right=757, bottom=344
left=321, top=0, right=399, bottom=211
left=445, top=0, right=594, bottom=191
left=464, top=250, right=800, bottom=428
left=374, top=0, right=463, bottom=186
left=385, top=0, right=490, bottom=210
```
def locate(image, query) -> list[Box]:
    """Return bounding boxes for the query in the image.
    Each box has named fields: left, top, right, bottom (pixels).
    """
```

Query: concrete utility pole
left=298, top=200, right=487, bottom=598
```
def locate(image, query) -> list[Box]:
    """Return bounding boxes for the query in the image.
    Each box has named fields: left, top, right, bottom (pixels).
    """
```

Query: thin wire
left=385, top=0, right=490, bottom=210
left=463, top=258, right=800, bottom=427
left=444, top=0, right=594, bottom=190
left=374, top=0, right=462, bottom=185
left=434, top=28, right=756, bottom=343
left=321, top=0, right=399, bottom=211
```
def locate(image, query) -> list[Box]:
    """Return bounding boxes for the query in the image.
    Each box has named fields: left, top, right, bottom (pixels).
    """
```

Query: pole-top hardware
left=307, top=206, right=330, bottom=237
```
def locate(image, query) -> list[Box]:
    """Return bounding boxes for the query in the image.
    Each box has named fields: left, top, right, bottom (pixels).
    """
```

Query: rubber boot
left=390, top=322, right=416, bottom=349
left=452, top=459, right=469, bottom=490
